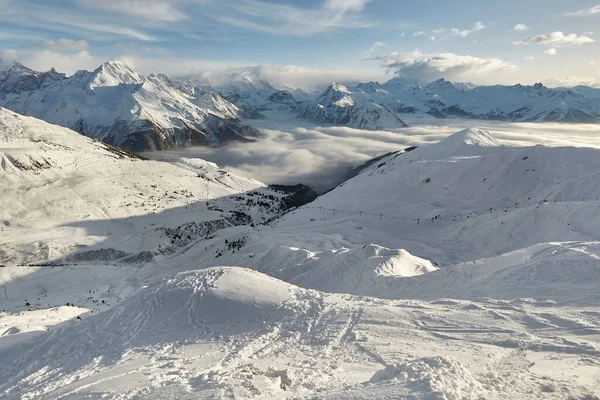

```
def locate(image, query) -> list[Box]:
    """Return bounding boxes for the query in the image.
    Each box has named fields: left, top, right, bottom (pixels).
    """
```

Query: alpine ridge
left=0, top=59, right=260, bottom=151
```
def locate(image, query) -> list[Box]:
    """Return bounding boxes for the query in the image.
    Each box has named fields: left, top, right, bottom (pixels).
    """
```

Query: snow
left=1, top=109, right=600, bottom=399
left=2, top=267, right=599, bottom=399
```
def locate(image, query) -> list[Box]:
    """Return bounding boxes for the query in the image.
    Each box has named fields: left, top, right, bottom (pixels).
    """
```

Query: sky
left=1, top=0, right=600, bottom=87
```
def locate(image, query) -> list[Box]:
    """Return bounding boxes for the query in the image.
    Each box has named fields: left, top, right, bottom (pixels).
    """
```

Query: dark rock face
left=268, top=184, right=319, bottom=210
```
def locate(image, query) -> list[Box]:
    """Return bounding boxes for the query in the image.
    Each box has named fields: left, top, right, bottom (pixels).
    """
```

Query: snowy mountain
left=0, top=60, right=261, bottom=151
left=215, top=79, right=303, bottom=113
left=366, top=78, right=600, bottom=123
left=0, top=60, right=66, bottom=94
left=298, top=83, right=409, bottom=129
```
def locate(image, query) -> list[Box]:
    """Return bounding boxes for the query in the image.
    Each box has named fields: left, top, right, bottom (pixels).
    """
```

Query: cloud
left=566, top=5, right=600, bottom=16
left=153, top=117, right=422, bottom=193
left=524, top=56, right=535, bottom=60
left=149, top=117, right=600, bottom=194
left=413, top=31, right=425, bottom=37
left=325, top=0, right=371, bottom=12
left=186, top=64, right=386, bottom=91
left=514, top=31, right=595, bottom=47
left=210, top=0, right=375, bottom=36
left=31, top=38, right=90, bottom=52
left=76, top=0, right=187, bottom=22
left=1, top=49, right=98, bottom=73
left=451, top=21, right=486, bottom=37
left=373, top=50, right=517, bottom=82
left=545, top=48, right=557, bottom=56
left=590, top=60, right=597, bottom=65
left=0, top=1, right=158, bottom=41
left=364, top=41, right=386, bottom=57
left=545, top=76, right=600, bottom=88
left=512, top=24, right=530, bottom=32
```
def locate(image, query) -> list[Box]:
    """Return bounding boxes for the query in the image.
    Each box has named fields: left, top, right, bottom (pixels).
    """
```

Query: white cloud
left=31, top=38, right=90, bottom=52
left=413, top=31, right=425, bottom=37
left=451, top=21, right=486, bottom=37
left=76, top=0, right=187, bottom=22
left=364, top=41, right=386, bottom=57
left=566, top=5, right=600, bottom=16
left=373, top=50, right=517, bottom=82
left=400, top=32, right=405, bottom=38
left=2, top=49, right=98, bottom=73
left=545, top=76, right=600, bottom=88
left=545, top=48, right=557, bottom=56
left=0, top=1, right=158, bottom=42
left=512, top=24, right=530, bottom=32
left=324, top=0, right=372, bottom=12
left=432, top=28, right=445, bottom=34
left=211, top=0, right=375, bottom=36
left=155, top=118, right=421, bottom=193
left=590, top=60, right=597, bottom=65
left=514, top=31, right=595, bottom=47
left=429, top=36, right=437, bottom=42
left=187, top=64, right=386, bottom=91
left=524, top=56, right=535, bottom=60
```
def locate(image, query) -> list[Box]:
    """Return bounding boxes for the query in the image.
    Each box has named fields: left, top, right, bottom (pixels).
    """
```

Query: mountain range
left=295, top=78, right=600, bottom=128
left=0, top=60, right=260, bottom=151
left=2, top=58, right=600, bottom=154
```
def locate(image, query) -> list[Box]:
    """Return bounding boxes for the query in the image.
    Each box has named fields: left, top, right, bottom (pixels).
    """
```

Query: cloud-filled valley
left=146, top=112, right=600, bottom=193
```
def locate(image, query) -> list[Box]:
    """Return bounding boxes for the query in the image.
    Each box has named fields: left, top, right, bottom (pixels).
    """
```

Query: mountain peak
left=89, top=60, right=142, bottom=88
left=0, top=58, right=35, bottom=74
left=327, top=82, right=351, bottom=94
left=427, top=78, right=457, bottom=91
left=444, top=128, right=502, bottom=147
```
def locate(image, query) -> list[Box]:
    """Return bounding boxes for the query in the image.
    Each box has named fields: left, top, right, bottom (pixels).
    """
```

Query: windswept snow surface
left=1, top=112, right=600, bottom=399
left=2, top=268, right=599, bottom=399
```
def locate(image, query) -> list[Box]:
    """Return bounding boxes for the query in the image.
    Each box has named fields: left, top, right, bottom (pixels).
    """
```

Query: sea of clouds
left=146, top=112, right=600, bottom=193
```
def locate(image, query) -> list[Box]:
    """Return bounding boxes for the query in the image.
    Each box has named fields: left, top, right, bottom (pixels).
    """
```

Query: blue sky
left=1, top=0, right=599, bottom=87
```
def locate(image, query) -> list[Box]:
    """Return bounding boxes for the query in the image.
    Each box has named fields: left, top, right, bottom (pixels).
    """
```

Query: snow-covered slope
left=0, top=60, right=260, bottom=151
left=1, top=267, right=599, bottom=399
left=298, top=83, right=409, bottom=130
left=2, top=111, right=600, bottom=398
left=275, top=128, right=600, bottom=265
left=0, top=109, right=316, bottom=265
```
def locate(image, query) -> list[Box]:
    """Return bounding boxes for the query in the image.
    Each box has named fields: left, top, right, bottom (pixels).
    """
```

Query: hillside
left=0, top=108, right=315, bottom=265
